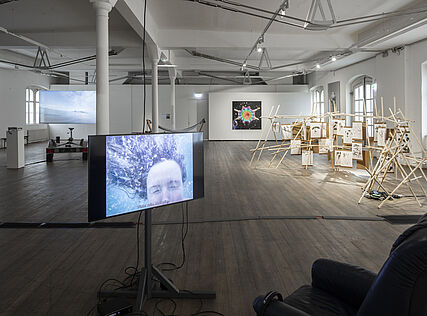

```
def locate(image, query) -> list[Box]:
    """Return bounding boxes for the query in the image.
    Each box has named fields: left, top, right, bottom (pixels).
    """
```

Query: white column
left=152, top=59, right=159, bottom=133
left=91, top=0, right=115, bottom=135
left=169, top=70, right=177, bottom=130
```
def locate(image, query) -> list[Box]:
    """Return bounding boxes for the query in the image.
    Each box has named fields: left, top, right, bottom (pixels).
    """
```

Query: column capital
left=90, top=0, right=117, bottom=13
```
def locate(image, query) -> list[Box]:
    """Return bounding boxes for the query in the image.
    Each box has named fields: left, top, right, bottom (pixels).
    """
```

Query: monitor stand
left=99, top=208, right=216, bottom=313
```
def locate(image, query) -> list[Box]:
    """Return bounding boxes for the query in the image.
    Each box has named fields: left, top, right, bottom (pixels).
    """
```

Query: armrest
left=311, top=258, right=377, bottom=308
left=253, top=295, right=310, bottom=316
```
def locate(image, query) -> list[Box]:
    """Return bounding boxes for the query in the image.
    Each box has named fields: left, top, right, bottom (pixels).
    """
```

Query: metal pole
left=152, top=59, right=159, bottom=133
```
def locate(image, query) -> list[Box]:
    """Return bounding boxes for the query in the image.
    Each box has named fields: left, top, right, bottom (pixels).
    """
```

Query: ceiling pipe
left=186, top=49, right=259, bottom=70
left=242, top=0, right=291, bottom=65
left=185, top=0, right=427, bottom=31
left=183, top=0, right=304, bottom=29
left=207, top=0, right=308, bottom=24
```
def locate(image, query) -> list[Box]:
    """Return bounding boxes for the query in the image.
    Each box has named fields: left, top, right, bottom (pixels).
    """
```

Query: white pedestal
left=7, top=129, right=25, bottom=169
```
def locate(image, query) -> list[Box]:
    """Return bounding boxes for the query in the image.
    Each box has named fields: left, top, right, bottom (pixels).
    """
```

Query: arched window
left=312, top=87, right=325, bottom=120
left=26, top=87, right=43, bottom=124
left=351, top=76, right=376, bottom=137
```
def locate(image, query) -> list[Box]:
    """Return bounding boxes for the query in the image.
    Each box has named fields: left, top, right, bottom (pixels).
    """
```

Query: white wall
left=48, top=84, right=308, bottom=140
left=308, top=38, right=427, bottom=154
left=209, top=91, right=311, bottom=140
left=0, top=69, right=50, bottom=139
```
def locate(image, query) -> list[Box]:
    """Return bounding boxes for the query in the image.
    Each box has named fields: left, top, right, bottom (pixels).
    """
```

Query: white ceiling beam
left=115, top=0, right=160, bottom=54
left=157, top=29, right=355, bottom=50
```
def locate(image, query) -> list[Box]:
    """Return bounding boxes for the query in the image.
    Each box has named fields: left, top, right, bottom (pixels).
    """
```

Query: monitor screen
left=88, top=132, right=204, bottom=221
left=39, top=90, right=96, bottom=124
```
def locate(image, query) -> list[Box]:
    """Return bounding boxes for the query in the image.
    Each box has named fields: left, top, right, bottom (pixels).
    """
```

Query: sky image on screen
left=39, top=91, right=96, bottom=124
left=106, top=133, right=194, bottom=217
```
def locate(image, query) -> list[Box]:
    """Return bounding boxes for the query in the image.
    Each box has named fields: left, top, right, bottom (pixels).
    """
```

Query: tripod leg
left=152, top=266, right=180, bottom=294
left=136, top=268, right=148, bottom=313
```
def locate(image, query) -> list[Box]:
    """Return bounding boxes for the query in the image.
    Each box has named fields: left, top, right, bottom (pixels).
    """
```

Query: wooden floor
left=0, top=141, right=424, bottom=315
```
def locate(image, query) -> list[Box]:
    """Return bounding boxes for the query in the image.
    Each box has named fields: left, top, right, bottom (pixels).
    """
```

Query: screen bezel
left=88, top=132, right=204, bottom=222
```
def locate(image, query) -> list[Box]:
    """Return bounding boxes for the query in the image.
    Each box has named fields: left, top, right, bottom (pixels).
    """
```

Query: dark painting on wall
left=328, top=81, right=340, bottom=112
left=232, top=101, right=261, bottom=130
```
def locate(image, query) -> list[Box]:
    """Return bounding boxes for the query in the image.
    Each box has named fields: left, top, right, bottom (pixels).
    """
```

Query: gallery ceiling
left=0, top=0, right=426, bottom=84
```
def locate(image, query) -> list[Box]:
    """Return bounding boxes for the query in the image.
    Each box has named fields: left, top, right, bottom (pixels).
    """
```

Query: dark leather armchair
left=253, top=216, right=427, bottom=316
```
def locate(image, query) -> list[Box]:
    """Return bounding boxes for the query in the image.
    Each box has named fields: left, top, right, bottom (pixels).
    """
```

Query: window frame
left=26, top=88, right=42, bottom=125
left=312, top=87, right=325, bottom=121
left=351, top=76, right=375, bottom=137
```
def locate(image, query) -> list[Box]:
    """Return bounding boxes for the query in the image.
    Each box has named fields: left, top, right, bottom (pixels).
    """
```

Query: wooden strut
left=251, top=98, right=427, bottom=209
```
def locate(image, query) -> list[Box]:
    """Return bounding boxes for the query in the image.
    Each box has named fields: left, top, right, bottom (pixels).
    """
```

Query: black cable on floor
left=157, top=203, right=189, bottom=272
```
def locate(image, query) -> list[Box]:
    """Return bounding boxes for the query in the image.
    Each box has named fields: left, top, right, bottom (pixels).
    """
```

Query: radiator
left=27, top=128, right=49, bottom=143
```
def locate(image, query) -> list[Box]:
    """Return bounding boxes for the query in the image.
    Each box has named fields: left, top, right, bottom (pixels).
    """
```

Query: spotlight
left=256, top=37, right=264, bottom=53
left=243, top=62, right=247, bottom=67
left=280, top=0, right=289, bottom=18
left=331, top=56, right=336, bottom=62
left=194, top=93, right=203, bottom=99
left=316, top=63, right=321, bottom=69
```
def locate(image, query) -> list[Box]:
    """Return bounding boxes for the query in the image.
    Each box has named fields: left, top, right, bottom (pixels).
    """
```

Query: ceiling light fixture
left=194, top=93, right=203, bottom=99
left=256, top=36, right=264, bottom=53
left=316, top=63, right=321, bottom=69
left=331, top=56, right=337, bottom=62
left=279, top=0, right=289, bottom=18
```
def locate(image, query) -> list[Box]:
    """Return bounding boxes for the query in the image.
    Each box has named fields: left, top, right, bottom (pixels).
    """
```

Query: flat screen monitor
left=88, top=132, right=204, bottom=221
left=39, top=90, right=96, bottom=124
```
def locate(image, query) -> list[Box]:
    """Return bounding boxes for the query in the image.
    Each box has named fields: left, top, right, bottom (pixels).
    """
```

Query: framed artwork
left=343, top=127, right=353, bottom=144
left=272, top=122, right=280, bottom=133
left=302, top=150, right=314, bottom=166
left=374, top=123, right=387, bottom=141
left=290, top=139, right=301, bottom=155
left=352, top=142, right=363, bottom=160
left=377, top=127, right=387, bottom=147
left=310, top=122, right=322, bottom=138
left=352, top=121, right=364, bottom=140
left=281, top=124, right=293, bottom=140
left=232, top=101, right=261, bottom=130
left=332, top=119, right=345, bottom=136
left=396, top=130, right=411, bottom=153
left=319, top=138, right=330, bottom=154
left=335, top=150, right=352, bottom=167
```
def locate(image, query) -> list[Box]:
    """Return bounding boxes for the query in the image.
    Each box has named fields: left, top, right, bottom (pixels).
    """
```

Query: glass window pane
left=36, top=102, right=39, bottom=124
left=355, top=100, right=361, bottom=113
left=36, top=91, right=39, bottom=102
left=366, top=100, right=373, bottom=113
left=25, top=102, right=29, bottom=124
left=320, top=90, right=324, bottom=102
left=29, top=105, right=34, bottom=124
left=366, top=86, right=372, bottom=99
